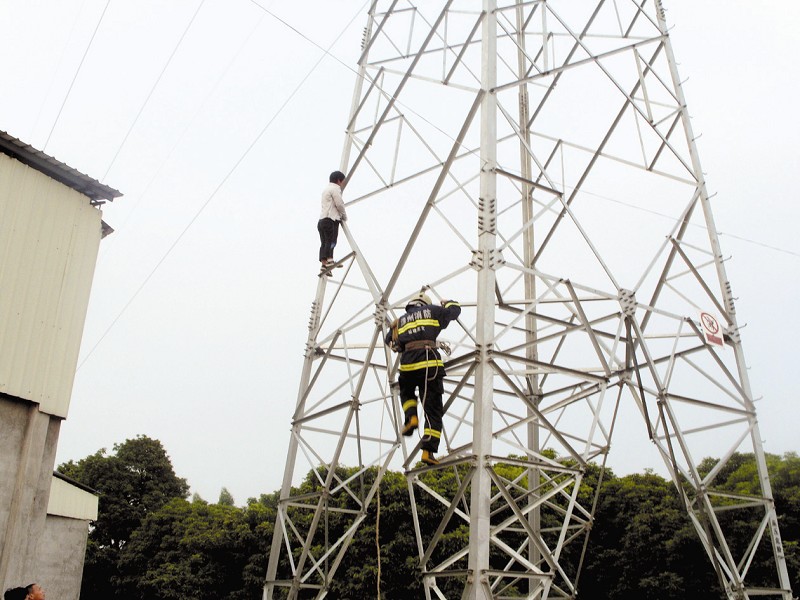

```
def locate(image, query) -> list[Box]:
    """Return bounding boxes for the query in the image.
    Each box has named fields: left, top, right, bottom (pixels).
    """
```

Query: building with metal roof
left=0, top=131, right=120, bottom=600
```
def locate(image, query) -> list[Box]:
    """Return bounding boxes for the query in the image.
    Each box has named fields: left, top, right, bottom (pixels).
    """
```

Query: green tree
left=271, top=464, right=454, bottom=599
left=698, top=452, right=800, bottom=594
left=115, top=496, right=274, bottom=600
left=58, top=435, right=189, bottom=598
left=327, top=469, right=428, bottom=599
left=580, top=470, right=719, bottom=600
left=63, top=437, right=799, bottom=599
left=219, top=487, right=236, bottom=506
left=240, top=492, right=279, bottom=594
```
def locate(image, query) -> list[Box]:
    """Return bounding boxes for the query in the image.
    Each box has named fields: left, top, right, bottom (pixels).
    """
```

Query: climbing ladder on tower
left=263, top=1, right=794, bottom=599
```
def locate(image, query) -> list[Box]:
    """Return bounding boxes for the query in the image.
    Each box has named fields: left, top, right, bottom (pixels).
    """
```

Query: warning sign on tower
left=700, top=312, right=724, bottom=347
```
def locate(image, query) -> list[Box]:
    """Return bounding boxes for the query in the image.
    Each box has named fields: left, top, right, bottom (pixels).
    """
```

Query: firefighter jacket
left=386, top=300, right=461, bottom=373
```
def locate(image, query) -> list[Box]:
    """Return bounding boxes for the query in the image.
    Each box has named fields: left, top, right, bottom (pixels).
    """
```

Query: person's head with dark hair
left=4, top=587, right=28, bottom=600
left=23, top=585, right=44, bottom=600
left=329, top=170, right=345, bottom=185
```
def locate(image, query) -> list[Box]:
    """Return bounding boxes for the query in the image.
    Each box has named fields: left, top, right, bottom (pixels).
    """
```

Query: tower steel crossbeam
left=264, top=1, right=793, bottom=599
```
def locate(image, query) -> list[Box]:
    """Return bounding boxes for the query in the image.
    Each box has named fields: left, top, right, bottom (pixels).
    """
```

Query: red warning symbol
left=700, top=312, right=724, bottom=347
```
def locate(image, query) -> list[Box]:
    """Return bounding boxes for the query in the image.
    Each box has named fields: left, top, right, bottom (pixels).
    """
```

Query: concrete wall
left=0, top=395, right=61, bottom=592
left=36, top=515, right=91, bottom=600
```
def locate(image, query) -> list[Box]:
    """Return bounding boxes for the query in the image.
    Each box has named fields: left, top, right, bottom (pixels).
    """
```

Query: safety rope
left=376, top=360, right=386, bottom=600
left=375, top=484, right=381, bottom=599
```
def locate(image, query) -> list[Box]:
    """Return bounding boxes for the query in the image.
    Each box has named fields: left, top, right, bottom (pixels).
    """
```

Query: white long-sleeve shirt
left=319, top=182, right=347, bottom=221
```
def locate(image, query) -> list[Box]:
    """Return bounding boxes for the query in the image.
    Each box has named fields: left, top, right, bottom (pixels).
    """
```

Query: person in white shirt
left=318, top=170, right=347, bottom=272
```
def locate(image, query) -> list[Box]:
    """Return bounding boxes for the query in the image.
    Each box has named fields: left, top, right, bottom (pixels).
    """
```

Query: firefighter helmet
left=408, top=291, right=432, bottom=306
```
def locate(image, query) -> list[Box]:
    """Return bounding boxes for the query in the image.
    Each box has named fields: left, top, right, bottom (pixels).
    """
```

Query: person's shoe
left=401, top=415, right=418, bottom=436
left=325, top=259, right=343, bottom=268
left=320, top=265, right=332, bottom=277
left=421, top=450, right=439, bottom=466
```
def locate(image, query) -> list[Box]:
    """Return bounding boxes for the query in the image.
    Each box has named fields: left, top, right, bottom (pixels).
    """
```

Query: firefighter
left=386, top=291, right=461, bottom=465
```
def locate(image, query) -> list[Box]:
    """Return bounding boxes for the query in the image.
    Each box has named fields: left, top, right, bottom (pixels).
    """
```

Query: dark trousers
left=399, top=369, right=444, bottom=452
left=317, top=218, right=339, bottom=262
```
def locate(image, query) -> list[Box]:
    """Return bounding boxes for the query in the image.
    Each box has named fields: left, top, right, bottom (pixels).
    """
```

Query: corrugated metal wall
left=47, top=476, right=98, bottom=521
left=0, top=153, right=102, bottom=418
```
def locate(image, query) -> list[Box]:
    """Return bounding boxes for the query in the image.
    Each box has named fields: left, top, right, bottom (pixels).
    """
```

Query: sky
left=0, top=0, right=798, bottom=505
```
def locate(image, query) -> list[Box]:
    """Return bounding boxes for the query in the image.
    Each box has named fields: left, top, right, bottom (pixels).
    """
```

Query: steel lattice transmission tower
left=264, top=1, right=793, bottom=599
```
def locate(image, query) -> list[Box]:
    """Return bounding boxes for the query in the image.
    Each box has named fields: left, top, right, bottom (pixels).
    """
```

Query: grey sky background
left=0, top=0, right=798, bottom=504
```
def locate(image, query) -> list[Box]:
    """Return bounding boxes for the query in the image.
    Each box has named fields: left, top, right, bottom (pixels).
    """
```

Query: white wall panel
left=0, top=153, right=102, bottom=417
left=47, top=476, right=98, bottom=521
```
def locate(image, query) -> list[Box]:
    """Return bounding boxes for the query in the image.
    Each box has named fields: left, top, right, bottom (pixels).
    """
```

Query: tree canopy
left=115, top=496, right=274, bottom=600
left=58, top=435, right=190, bottom=598
left=60, top=442, right=799, bottom=599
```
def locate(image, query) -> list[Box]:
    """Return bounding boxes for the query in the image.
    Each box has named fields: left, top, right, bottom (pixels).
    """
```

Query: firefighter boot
left=401, top=415, right=419, bottom=436
left=421, top=450, right=439, bottom=466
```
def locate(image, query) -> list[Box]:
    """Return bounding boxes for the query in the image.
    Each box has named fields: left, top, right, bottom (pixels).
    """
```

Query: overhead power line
left=258, top=2, right=800, bottom=261
left=717, top=231, right=800, bottom=258
left=100, top=12, right=268, bottom=247
left=102, top=0, right=208, bottom=182
left=247, top=0, right=485, bottom=168
left=44, top=0, right=112, bottom=152
left=77, top=1, right=798, bottom=372
left=583, top=187, right=800, bottom=258
left=78, top=0, right=368, bottom=370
